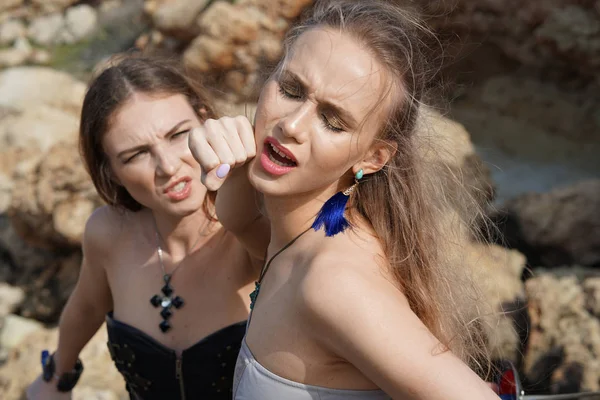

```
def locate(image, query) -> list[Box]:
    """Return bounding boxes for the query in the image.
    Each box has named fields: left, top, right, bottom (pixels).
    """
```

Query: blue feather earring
left=312, top=169, right=364, bottom=237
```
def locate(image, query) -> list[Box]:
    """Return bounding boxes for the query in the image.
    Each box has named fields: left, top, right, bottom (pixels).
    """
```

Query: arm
left=27, top=208, right=113, bottom=399
left=215, top=163, right=270, bottom=261
left=189, top=116, right=270, bottom=261
left=301, top=256, right=499, bottom=400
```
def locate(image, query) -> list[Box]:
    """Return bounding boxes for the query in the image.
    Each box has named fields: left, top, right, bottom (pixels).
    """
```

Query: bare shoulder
left=83, top=205, right=131, bottom=257
left=296, top=232, right=499, bottom=399
left=298, top=232, right=409, bottom=332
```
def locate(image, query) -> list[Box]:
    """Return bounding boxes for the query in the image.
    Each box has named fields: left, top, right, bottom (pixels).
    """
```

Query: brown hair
left=280, top=0, right=492, bottom=374
left=79, top=55, right=218, bottom=215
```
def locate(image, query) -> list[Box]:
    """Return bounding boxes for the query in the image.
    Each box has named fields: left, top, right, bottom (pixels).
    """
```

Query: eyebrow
left=280, top=70, right=358, bottom=128
left=117, top=119, right=191, bottom=159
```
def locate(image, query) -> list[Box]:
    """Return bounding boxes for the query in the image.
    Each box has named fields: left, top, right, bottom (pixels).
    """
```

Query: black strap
left=247, top=227, right=312, bottom=330
left=256, top=227, right=312, bottom=285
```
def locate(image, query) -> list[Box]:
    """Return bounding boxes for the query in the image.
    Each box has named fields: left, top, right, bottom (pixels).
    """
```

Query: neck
left=264, top=185, right=338, bottom=250
left=151, top=206, right=214, bottom=259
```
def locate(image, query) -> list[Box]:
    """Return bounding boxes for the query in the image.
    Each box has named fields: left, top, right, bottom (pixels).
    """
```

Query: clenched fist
left=188, top=116, right=256, bottom=191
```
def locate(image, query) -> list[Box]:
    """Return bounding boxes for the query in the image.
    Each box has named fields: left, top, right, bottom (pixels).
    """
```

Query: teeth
left=171, top=182, right=186, bottom=192
left=269, top=143, right=293, bottom=161
left=268, top=151, right=294, bottom=167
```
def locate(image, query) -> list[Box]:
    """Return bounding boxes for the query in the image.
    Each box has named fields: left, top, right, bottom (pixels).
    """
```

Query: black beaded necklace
left=149, top=221, right=205, bottom=333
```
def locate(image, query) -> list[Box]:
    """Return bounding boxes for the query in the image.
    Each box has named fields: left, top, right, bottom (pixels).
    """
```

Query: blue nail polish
left=216, top=164, right=230, bottom=179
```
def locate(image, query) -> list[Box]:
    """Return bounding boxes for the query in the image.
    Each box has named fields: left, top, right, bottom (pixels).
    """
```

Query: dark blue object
left=311, top=191, right=351, bottom=237
left=41, top=349, right=49, bottom=366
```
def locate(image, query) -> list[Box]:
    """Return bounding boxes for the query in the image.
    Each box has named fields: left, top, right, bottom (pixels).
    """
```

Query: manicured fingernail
left=216, top=164, right=230, bottom=179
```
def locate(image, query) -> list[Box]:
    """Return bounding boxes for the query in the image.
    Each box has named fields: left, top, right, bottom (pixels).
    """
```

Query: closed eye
left=278, top=80, right=303, bottom=100
left=320, top=113, right=345, bottom=133
left=124, top=150, right=147, bottom=163
left=171, top=129, right=190, bottom=140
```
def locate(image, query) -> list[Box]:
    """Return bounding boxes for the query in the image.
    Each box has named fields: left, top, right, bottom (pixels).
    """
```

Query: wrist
left=41, top=350, right=83, bottom=392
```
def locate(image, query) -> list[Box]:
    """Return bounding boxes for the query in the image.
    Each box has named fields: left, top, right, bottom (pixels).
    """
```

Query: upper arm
left=69, top=206, right=114, bottom=316
left=300, top=258, right=498, bottom=400
left=215, top=164, right=270, bottom=262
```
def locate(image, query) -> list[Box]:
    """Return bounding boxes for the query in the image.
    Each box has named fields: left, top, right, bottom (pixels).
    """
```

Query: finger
left=220, top=117, right=249, bottom=167
left=201, top=164, right=230, bottom=191
left=234, top=115, right=257, bottom=158
left=188, top=126, right=221, bottom=171
left=204, top=120, right=237, bottom=167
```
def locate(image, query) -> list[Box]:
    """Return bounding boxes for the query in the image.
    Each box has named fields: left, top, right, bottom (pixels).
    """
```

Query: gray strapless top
left=232, top=337, right=391, bottom=399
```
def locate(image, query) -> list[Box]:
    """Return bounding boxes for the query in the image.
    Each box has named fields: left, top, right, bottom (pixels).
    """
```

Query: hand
left=188, top=116, right=256, bottom=191
left=26, top=374, right=72, bottom=400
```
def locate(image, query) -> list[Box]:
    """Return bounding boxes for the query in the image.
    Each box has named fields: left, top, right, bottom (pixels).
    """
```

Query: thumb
left=201, top=164, right=231, bottom=191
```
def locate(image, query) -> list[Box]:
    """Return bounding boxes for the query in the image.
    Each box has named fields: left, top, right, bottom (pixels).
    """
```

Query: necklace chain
left=153, top=218, right=207, bottom=278
left=150, top=215, right=210, bottom=333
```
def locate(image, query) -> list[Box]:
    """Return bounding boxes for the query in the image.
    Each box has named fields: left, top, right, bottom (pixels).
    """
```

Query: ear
left=354, top=140, right=396, bottom=176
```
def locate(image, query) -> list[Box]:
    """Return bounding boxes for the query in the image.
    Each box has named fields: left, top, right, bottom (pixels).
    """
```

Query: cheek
left=112, top=162, right=155, bottom=193
left=309, top=134, right=359, bottom=171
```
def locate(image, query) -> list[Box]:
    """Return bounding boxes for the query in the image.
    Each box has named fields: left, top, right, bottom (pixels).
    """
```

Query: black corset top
left=106, top=312, right=246, bottom=400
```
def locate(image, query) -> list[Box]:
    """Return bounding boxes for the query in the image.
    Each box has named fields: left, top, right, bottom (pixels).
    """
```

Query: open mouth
left=168, top=181, right=188, bottom=193
left=265, top=141, right=297, bottom=167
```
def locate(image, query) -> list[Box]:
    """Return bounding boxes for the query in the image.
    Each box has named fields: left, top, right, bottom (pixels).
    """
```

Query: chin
left=166, top=201, right=205, bottom=218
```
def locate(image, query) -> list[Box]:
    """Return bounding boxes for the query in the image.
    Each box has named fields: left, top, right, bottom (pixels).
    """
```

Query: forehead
left=103, top=93, right=198, bottom=153
left=286, top=28, right=389, bottom=117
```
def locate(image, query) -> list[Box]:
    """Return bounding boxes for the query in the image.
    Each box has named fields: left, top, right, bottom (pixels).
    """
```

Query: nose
left=279, top=101, right=312, bottom=143
left=154, top=148, right=181, bottom=178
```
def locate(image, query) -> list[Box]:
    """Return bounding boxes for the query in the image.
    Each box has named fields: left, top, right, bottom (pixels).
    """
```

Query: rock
left=29, top=48, right=51, bottom=65
left=0, top=0, right=23, bottom=14
left=0, top=284, right=24, bottom=318
left=0, top=214, right=53, bottom=283
left=198, top=2, right=261, bottom=43
left=17, top=251, right=81, bottom=322
left=183, top=0, right=312, bottom=101
left=9, top=140, right=102, bottom=250
left=152, top=0, right=208, bottom=40
left=0, top=46, right=28, bottom=68
left=0, top=104, right=79, bottom=152
left=29, top=0, right=78, bottom=13
left=457, top=75, right=600, bottom=144
left=0, top=19, right=25, bottom=45
left=0, top=314, right=43, bottom=350
left=492, top=180, right=600, bottom=268
left=524, top=274, right=600, bottom=393
left=184, top=34, right=235, bottom=72
left=27, top=12, right=64, bottom=46
left=0, top=67, right=85, bottom=115
left=99, top=0, right=124, bottom=14
left=64, top=4, right=98, bottom=43
left=0, top=323, right=127, bottom=400
left=422, top=0, right=600, bottom=83
left=0, top=174, right=12, bottom=214
left=73, top=387, right=120, bottom=400
left=584, top=278, right=600, bottom=319
left=449, top=73, right=600, bottom=203
left=239, top=0, right=314, bottom=21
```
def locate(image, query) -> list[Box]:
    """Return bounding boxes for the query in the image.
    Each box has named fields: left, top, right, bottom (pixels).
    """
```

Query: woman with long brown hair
left=26, top=56, right=262, bottom=400
left=190, top=1, right=500, bottom=398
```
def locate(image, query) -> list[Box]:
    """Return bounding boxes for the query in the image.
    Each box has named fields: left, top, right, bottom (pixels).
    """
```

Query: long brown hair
left=79, top=55, right=218, bottom=215
left=280, top=0, right=492, bottom=374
